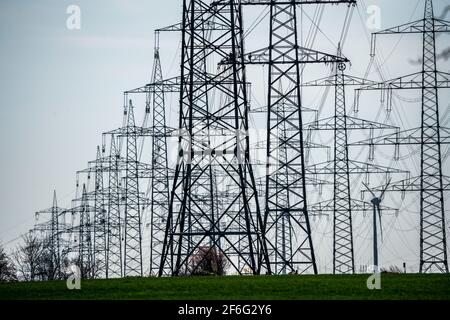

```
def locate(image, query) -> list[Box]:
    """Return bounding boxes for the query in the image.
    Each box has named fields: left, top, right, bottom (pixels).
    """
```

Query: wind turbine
left=362, top=178, right=392, bottom=273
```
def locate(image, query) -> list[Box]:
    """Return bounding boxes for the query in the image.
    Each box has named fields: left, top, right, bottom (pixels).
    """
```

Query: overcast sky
left=1, top=0, right=449, bottom=273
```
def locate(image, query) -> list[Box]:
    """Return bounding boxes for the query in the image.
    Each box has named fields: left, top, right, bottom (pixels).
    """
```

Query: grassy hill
left=0, top=274, right=449, bottom=300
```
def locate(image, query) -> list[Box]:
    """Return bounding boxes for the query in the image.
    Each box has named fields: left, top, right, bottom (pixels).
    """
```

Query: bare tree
left=0, top=244, right=17, bottom=282
left=13, top=233, right=45, bottom=281
left=188, top=246, right=230, bottom=276
left=37, top=243, right=60, bottom=280
left=75, top=258, right=100, bottom=279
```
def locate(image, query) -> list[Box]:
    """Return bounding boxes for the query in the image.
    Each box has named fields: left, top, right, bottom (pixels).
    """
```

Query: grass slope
left=0, top=274, right=449, bottom=300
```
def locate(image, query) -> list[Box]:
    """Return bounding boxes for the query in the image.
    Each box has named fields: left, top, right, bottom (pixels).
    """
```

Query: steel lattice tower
left=78, top=184, right=93, bottom=278
left=302, top=61, right=405, bottom=274
left=264, top=2, right=318, bottom=275
left=332, top=63, right=354, bottom=274
left=159, top=0, right=269, bottom=276
left=49, top=191, right=61, bottom=278
left=419, top=0, right=448, bottom=273
left=106, top=135, right=123, bottom=278
left=149, top=48, right=171, bottom=276
left=50, top=191, right=60, bottom=276
left=124, top=43, right=217, bottom=275
left=235, top=0, right=354, bottom=274
left=124, top=101, right=143, bottom=277
left=93, top=146, right=107, bottom=276
left=35, top=191, right=66, bottom=279
left=353, top=0, right=450, bottom=273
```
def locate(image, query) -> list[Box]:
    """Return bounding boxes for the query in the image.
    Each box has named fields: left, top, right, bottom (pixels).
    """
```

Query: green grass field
left=0, top=274, right=449, bottom=300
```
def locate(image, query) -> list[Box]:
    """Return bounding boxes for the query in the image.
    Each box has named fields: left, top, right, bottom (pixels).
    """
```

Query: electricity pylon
left=76, top=144, right=119, bottom=278
left=353, top=0, right=450, bottom=273
left=229, top=0, right=355, bottom=274
left=103, top=95, right=161, bottom=277
left=123, top=101, right=143, bottom=277
left=93, top=146, right=107, bottom=277
left=104, top=101, right=148, bottom=277
left=301, top=54, right=407, bottom=274
left=106, top=134, right=123, bottom=278
left=159, top=0, right=269, bottom=276
left=149, top=47, right=171, bottom=276
left=34, top=191, right=67, bottom=279
left=76, top=184, right=94, bottom=278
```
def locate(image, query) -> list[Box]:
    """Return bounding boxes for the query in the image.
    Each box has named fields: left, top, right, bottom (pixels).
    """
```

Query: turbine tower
left=362, top=179, right=391, bottom=272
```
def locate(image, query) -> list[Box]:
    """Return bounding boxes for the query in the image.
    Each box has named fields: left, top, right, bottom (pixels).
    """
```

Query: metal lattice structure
left=77, top=184, right=93, bottom=279
left=93, top=146, right=107, bottom=277
left=123, top=101, right=143, bottom=277
left=352, top=0, right=450, bottom=273
left=159, top=0, right=269, bottom=276
left=332, top=64, right=355, bottom=274
left=233, top=0, right=354, bottom=275
left=302, top=60, right=406, bottom=274
left=26, top=0, right=450, bottom=280
left=34, top=191, right=67, bottom=279
left=149, top=48, right=171, bottom=276
left=106, top=135, right=123, bottom=278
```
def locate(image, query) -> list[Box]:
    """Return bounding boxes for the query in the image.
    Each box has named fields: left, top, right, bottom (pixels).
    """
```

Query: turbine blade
left=380, top=178, right=392, bottom=200
left=362, top=181, right=376, bottom=198
left=377, top=205, right=383, bottom=240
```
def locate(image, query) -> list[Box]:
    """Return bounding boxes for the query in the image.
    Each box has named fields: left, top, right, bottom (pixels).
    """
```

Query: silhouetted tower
left=301, top=57, right=405, bottom=274
left=106, top=134, right=123, bottom=278
left=236, top=0, right=355, bottom=274
left=35, top=190, right=66, bottom=279
left=124, top=33, right=221, bottom=274
left=159, top=0, right=269, bottom=276
left=93, top=146, right=107, bottom=276
left=149, top=48, right=171, bottom=276
left=78, top=184, right=93, bottom=278
left=332, top=62, right=354, bottom=273
left=264, top=1, right=318, bottom=275
left=353, top=0, right=450, bottom=273
left=50, top=191, right=60, bottom=272
left=124, top=101, right=143, bottom=276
